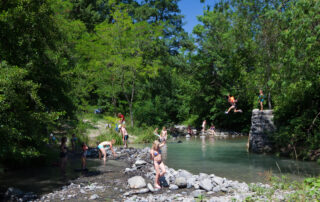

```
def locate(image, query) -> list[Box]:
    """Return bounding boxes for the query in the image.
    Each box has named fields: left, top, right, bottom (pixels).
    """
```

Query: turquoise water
left=162, top=136, right=320, bottom=183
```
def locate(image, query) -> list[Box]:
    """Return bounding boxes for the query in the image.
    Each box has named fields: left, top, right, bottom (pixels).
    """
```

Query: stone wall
left=248, top=109, right=276, bottom=153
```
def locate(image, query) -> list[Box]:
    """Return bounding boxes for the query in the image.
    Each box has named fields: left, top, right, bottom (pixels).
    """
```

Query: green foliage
left=96, top=131, right=122, bottom=145
left=134, top=127, right=158, bottom=143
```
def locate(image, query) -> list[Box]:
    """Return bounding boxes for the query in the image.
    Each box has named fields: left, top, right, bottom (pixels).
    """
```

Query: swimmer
left=150, top=140, right=166, bottom=189
left=202, top=120, right=206, bottom=134
left=225, top=94, right=243, bottom=114
left=97, top=140, right=116, bottom=163
left=60, top=137, right=68, bottom=172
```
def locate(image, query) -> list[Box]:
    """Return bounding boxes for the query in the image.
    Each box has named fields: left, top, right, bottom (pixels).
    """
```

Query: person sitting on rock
left=97, top=140, right=116, bottom=163
left=150, top=140, right=166, bottom=189
left=209, top=124, right=216, bottom=136
left=225, top=94, right=243, bottom=114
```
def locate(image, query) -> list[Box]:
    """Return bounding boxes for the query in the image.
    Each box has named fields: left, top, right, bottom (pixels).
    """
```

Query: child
left=150, top=140, right=166, bottom=189
left=120, top=124, right=129, bottom=148
left=225, top=94, right=243, bottom=114
left=154, top=128, right=160, bottom=138
left=97, top=140, right=117, bottom=163
left=81, top=143, right=88, bottom=170
left=258, top=89, right=265, bottom=111
left=118, top=113, right=125, bottom=124
left=209, top=124, right=216, bottom=136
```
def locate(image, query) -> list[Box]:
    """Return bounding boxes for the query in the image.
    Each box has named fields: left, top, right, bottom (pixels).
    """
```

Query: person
left=258, top=89, right=265, bottom=111
left=225, top=94, right=243, bottom=114
left=150, top=140, right=166, bottom=189
left=81, top=143, right=88, bottom=170
left=71, top=134, right=77, bottom=152
left=187, top=125, right=193, bottom=136
left=97, top=140, right=116, bottom=163
left=118, top=113, right=125, bottom=124
left=49, top=133, right=57, bottom=145
left=160, top=127, right=168, bottom=143
left=120, top=124, right=129, bottom=148
left=60, top=137, right=68, bottom=171
left=202, top=120, right=206, bottom=134
left=209, top=124, right=216, bottom=136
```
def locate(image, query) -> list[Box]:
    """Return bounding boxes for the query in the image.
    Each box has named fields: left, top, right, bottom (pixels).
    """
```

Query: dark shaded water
left=162, top=136, right=320, bottom=183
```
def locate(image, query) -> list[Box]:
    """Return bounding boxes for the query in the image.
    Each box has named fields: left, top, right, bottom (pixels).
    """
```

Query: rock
left=128, top=176, right=147, bottom=189
left=137, top=188, right=149, bottom=194
left=147, top=183, right=155, bottom=192
left=169, top=184, right=179, bottom=190
left=194, top=183, right=200, bottom=189
left=212, top=176, right=224, bottom=185
left=199, top=173, right=209, bottom=180
left=89, top=194, right=99, bottom=200
left=192, top=189, right=205, bottom=198
left=125, top=167, right=137, bottom=173
left=187, top=177, right=196, bottom=188
left=212, top=186, right=221, bottom=193
left=5, top=187, right=24, bottom=197
left=178, top=170, right=193, bottom=179
left=175, top=177, right=187, bottom=188
left=199, top=178, right=213, bottom=191
left=135, top=159, right=147, bottom=166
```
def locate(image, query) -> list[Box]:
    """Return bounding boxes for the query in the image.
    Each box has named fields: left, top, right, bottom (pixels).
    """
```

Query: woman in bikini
left=97, top=140, right=116, bottom=163
left=150, top=140, right=166, bottom=189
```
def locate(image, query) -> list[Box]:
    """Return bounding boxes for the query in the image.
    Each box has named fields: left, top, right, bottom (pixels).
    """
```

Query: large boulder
left=128, top=176, right=147, bottom=189
left=178, top=170, right=193, bottom=179
left=175, top=177, right=187, bottom=188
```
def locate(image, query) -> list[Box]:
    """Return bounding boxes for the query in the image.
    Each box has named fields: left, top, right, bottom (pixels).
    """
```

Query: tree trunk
left=268, top=91, right=272, bottom=109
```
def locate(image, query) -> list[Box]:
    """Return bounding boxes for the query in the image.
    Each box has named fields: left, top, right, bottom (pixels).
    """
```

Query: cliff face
left=248, top=109, right=275, bottom=153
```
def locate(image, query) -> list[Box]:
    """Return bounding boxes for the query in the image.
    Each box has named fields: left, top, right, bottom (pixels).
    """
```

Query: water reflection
left=201, top=136, right=206, bottom=157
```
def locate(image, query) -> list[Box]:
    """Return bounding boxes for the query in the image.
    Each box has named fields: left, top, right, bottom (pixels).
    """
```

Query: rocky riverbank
left=5, top=147, right=295, bottom=201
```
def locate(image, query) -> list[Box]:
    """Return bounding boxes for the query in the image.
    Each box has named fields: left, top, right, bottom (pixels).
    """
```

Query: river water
left=1, top=136, right=320, bottom=197
left=162, top=136, right=320, bottom=183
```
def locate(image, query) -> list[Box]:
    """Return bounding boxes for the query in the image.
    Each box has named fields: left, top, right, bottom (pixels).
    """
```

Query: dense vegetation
left=0, top=0, right=319, bottom=164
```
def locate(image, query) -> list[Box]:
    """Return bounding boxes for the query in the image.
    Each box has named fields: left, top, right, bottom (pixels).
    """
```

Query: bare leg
left=154, top=162, right=161, bottom=188
left=226, top=105, right=235, bottom=113
left=159, top=162, right=166, bottom=177
left=260, top=101, right=263, bottom=111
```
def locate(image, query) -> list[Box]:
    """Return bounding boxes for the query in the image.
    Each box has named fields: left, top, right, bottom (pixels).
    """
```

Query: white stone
left=128, top=176, right=147, bottom=189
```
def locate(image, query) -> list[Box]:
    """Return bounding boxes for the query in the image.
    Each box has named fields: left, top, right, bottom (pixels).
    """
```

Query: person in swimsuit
left=202, top=120, right=207, bottom=134
left=120, top=124, right=129, bottom=148
left=81, top=143, right=88, bottom=170
left=209, top=124, right=216, bottom=136
left=258, top=89, right=265, bottom=111
left=150, top=140, right=166, bottom=189
left=97, top=140, right=116, bottom=163
left=60, top=137, right=68, bottom=171
left=225, top=94, right=243, bottom=114
left=160, top=127, right=167, bottom=143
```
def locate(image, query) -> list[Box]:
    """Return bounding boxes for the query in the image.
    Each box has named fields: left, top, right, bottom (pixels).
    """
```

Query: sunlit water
left=161, top=136, right=320, bottom=183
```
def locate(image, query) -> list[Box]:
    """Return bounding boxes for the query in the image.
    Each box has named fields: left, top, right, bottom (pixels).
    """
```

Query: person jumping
left=225, top=94, right=243, bottom=114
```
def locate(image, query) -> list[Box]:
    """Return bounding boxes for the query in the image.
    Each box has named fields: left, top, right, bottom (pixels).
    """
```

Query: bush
left=96, top=131, right=122, bottom=145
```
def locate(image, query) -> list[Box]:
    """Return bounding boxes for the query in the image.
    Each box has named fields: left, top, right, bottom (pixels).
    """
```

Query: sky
left=178, top=0, right=218, bottom=34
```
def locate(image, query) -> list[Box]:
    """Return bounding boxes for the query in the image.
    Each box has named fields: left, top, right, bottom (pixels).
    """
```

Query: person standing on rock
left=258, top=89, right=265, bottom=111
left=225, top=94, right=243, bottom=114
left=150, top=140, right=166, bottom=189
left=160, top=127, right=168, bottom=143
left=120, top=124, right=129, bottom=148
left=97, top=140, right=117, bottom=163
